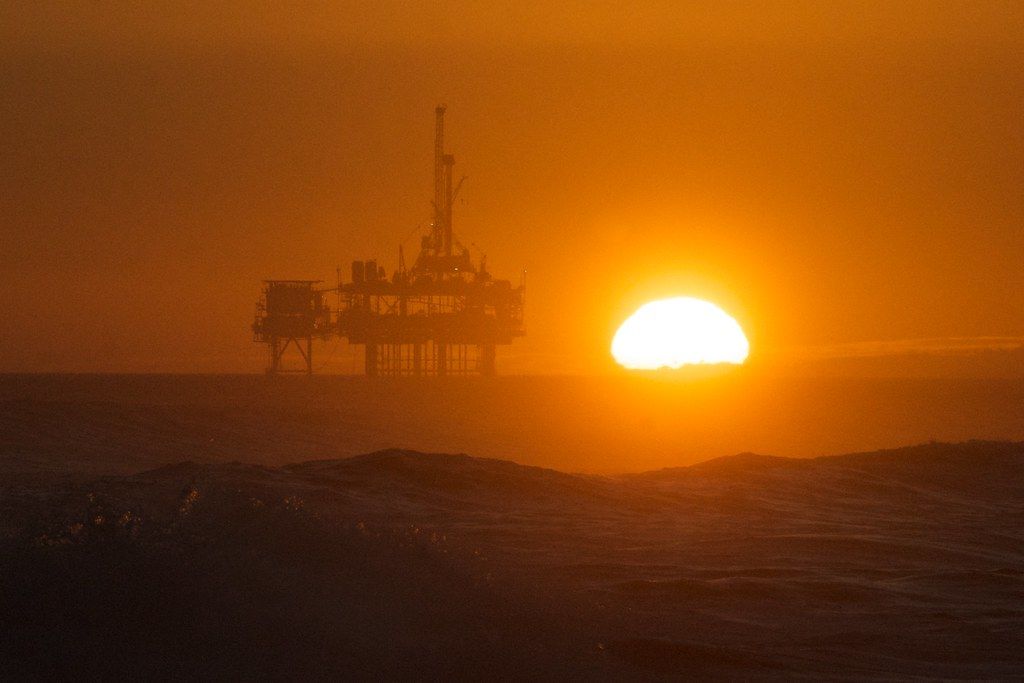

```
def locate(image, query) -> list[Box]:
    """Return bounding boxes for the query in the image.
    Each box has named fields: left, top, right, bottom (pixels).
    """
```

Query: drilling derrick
left=254, top=107, right=525, bottom=376
left=337, top=106, right=524, bottom=376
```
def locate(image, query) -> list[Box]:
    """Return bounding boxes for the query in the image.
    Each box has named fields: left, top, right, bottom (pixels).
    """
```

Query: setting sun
left=612, top=297, right=750, bottom=369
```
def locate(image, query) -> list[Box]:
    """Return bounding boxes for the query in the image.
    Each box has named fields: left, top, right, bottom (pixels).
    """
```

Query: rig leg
left=268, top=337, right=281, bottom=375
left=436, top=342, right=447, bottom=376
left=365, top=342, right=378, bottom=377
left=480, top=344, right=496, bottom=376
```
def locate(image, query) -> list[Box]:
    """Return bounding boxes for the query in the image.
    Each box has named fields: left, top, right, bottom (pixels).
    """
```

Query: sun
left=612, top=297, right=749, bottom=370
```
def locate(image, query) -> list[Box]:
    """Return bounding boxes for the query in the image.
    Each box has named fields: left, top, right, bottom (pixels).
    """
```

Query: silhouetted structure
left=253, top=280, right=331, bottom=374
left=254, top=107, right=525, bottom=376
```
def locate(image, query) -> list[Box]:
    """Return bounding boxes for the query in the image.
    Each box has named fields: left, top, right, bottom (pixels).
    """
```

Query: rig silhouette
left=254, top=107, right=525, bottom=376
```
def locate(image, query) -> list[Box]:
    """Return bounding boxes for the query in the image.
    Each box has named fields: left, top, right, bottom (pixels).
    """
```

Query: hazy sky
left=2, top=2, right=1022, bottom=374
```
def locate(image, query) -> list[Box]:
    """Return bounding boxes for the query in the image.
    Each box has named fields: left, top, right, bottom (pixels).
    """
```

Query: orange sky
left=2, top=2, right=1022, bottom=374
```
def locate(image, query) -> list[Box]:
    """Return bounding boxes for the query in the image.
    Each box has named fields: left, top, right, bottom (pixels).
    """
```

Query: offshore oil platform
left=253, top=107, right=525, bottom=376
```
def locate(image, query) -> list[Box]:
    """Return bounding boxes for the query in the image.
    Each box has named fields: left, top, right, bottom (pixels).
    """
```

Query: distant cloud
left=788, top=337, right=1024, bottom=360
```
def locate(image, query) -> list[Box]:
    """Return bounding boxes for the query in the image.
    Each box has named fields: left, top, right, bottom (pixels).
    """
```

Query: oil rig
left=253, top=107, right=525, bottom=376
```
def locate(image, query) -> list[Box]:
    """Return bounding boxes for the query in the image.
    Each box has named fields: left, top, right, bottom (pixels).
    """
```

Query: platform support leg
left=480, top=344, right=496, bottom=376
left=365, top=342, right=378, bottom=377
left=436, top=342, right=447, bottom=376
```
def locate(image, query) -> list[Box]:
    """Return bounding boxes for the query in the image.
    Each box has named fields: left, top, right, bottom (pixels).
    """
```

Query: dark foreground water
left=1, top=375, right=1023, bottom=678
